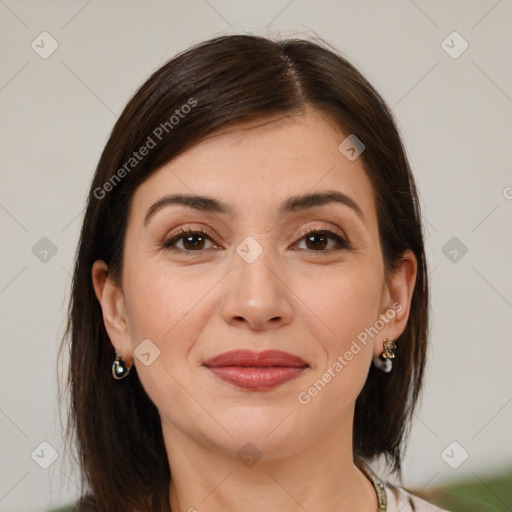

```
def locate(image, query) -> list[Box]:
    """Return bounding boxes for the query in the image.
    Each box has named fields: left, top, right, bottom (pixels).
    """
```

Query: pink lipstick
left=203, top=349, right=308, bottom=391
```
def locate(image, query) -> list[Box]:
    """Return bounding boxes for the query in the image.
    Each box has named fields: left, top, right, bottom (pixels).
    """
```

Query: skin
left=92, top=108, right=417, bottom=512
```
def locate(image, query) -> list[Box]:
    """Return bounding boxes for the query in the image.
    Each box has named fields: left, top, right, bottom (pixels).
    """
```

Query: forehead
left=129, top=110, right=377, bottom=226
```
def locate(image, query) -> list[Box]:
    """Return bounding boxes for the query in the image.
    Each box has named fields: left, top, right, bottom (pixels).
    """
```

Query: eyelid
left=164, top=224, right=216, bottom=243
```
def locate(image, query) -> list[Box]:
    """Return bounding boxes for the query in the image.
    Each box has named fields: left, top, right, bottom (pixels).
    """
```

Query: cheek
left=303, top=262, right=384, bottom=346
left=294, top=268, right=382, bottom=420
left=122, top=260, right=218, bottom=365
left=121, top=265, right=212, bottom=424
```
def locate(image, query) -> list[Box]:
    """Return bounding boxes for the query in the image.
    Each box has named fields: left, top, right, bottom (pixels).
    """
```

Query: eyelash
left=162, top=226, right=350, bottom=254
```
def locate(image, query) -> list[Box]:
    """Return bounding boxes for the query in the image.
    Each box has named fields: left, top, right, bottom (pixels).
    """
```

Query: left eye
left=162, top=229, right=349, bottom=253
left=295, top=230, right=349, bottom=251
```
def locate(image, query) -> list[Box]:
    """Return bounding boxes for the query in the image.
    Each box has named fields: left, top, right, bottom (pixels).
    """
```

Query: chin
left=216, top=412, right=302, bottom=453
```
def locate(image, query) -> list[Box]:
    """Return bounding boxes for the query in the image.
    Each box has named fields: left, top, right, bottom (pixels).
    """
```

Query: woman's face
left=95, top=109, right=415, bottom=462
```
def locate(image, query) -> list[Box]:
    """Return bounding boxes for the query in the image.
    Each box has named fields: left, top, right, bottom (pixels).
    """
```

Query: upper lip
left=203, top=349, right=308, bottom=368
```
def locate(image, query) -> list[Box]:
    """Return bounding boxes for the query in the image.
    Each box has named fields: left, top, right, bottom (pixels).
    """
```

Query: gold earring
left=381, top=338, right=396, bottom=359
left=372, top=338, right=396, bottom=373
left=112, top=354, right=132, bottom=380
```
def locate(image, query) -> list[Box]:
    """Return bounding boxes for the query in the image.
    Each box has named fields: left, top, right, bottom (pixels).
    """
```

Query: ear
left=375, top=249, right=418, bottom=357
left=91, top=260, right=134, bottom=368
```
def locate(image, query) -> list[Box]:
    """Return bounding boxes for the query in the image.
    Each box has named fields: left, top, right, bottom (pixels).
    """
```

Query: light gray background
left=1, top=1, right=511, bottom=511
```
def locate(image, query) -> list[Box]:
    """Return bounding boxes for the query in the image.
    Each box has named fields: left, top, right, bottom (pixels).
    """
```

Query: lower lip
left=206, top=366, right=306, bottom=390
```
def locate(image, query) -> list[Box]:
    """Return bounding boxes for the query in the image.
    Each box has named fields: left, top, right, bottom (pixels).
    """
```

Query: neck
left=163, top=417, right=377, bottom=512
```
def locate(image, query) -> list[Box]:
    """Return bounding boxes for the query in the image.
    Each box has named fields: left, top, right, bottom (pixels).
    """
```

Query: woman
left=60, top=34, right=449, bottom=511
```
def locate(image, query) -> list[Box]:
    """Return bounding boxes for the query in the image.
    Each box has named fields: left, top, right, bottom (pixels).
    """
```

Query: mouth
left=203, top=349, right=309, bottom=391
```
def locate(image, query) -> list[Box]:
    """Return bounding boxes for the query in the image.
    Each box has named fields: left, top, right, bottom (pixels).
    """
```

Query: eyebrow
left=144, top=190, right=364, bottom=226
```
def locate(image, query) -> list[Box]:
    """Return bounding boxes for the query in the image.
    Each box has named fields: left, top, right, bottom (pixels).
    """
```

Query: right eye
left=162, top=227, right=222, bottom=253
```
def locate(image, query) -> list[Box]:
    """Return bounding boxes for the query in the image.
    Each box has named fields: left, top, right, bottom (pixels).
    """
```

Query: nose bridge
left=222, top=234, right=293, bottom=329
left=235, top=234, right=281, bottom=301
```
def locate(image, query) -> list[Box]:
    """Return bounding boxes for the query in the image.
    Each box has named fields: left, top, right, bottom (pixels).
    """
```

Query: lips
left=203, top=350, right=309, bottom=391
left=204, top=349, right=308, bottom=368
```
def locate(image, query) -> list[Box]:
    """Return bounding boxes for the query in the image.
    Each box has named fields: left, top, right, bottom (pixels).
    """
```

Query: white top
left=385, top=485, right=449, bottom=511
left=360, top=461, right=450, bottom=512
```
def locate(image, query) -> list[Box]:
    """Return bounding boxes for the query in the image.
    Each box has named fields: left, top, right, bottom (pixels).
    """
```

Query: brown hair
left=60, top=34, right=428, bottom=511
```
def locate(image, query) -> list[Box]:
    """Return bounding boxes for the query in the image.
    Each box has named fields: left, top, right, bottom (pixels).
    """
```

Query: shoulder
left=385, top=483, right=450, bottom=512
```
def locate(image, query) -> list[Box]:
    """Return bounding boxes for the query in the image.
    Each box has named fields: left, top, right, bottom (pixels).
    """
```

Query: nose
left=221, top=246, right=294, bottom=332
